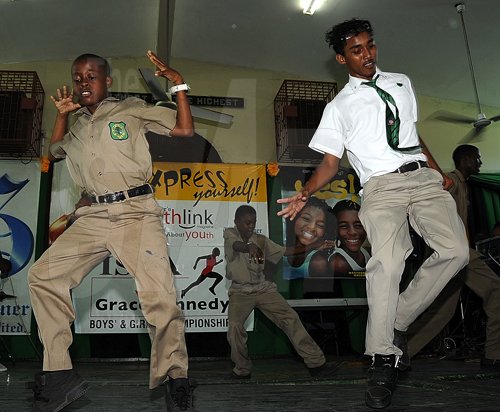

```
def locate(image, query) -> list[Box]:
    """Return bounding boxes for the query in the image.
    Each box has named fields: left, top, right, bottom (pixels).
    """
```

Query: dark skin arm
left=331, top=254, right=352, bottom=277
left=147, top=50, right=194, bottom=138
left=47, top=52, right=194, bottom=161
left=232, top=241, right=264, bottom=264
left=48, top=86, right=81, bottom=162
left=277, top=153, right=341, bottom=220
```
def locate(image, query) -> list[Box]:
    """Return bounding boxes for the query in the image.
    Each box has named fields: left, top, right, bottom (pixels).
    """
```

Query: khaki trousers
left=408, top=248, right=500, bottom=360
left=28, top=195, right=188, bottom=389
left=227, top=287, right=325, bottom=376
left=359, top=168, right=469, bottom=356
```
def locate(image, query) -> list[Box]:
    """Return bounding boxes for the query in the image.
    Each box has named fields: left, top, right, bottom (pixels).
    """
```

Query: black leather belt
left=392, top=160, right=428, bottom=174
left=91, top=184, right=153, bottom=204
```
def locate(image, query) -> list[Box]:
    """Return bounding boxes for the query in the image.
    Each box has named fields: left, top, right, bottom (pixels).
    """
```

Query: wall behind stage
left=1, top=57, right=499, bottom=172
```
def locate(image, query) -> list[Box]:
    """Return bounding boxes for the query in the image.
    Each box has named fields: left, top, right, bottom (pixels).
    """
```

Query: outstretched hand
left=147, top=50, right=184, bottom=85
left=276, top=192, right=309, bottom=221
left=50, top=86, right=81, bottom=114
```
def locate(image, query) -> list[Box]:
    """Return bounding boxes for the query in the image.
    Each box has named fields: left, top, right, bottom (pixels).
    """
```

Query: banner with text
left=73, top=163, right=268, bottom=333
left=0, top=160, right=40, bottom=335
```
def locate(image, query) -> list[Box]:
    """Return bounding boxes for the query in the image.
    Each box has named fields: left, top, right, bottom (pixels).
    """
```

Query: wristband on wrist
left=169, top=83, right=190, bottom=94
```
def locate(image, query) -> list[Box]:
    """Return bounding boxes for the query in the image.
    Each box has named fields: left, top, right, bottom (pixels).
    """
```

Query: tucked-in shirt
left=309, top=68, right=427, bottom=186
left=224, top=227, right=285, bottom=292
left=50, top=97, right=177, bottom=196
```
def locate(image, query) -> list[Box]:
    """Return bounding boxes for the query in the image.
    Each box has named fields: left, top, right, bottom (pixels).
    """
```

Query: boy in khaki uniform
left=224, top=205, right=340, bottom=379
left=28, top=51, right=197, bottom=412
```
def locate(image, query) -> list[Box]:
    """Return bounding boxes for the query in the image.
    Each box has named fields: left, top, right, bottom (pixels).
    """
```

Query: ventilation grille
left=0, top=71, right=44, bottom=159
left=274, top=80, right=337, bottom=165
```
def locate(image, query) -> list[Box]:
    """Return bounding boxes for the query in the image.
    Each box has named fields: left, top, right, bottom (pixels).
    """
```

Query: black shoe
left=481, top=357, right=500, bottom=370
left=308, top=361, right=343, bottom=378
left=231, top=371, right=251, bottom=379
left=28, top=370, right=88, bottom=412
left=365, top=354, right=398, bottom=409
left=165, top=377, right=198, bottom=411
left=393, top=329, right=410, bottom=372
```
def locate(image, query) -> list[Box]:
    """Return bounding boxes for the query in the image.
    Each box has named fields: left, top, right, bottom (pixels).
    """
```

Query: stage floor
left=1, top=355, right=499, bottom=411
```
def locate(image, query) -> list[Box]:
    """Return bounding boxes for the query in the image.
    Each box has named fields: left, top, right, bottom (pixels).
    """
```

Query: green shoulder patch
left=108, top=121, right=129, bottom=140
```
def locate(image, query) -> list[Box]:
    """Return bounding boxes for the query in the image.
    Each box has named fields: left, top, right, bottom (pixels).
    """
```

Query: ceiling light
left=302, top=0, right=325, bottom=15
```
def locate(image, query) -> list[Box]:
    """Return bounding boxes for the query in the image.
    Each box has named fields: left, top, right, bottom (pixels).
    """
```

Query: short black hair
left=452, top=144, right=479, bottom=167
left=325, top=18, right=373, bottom=55
left=72, top=53, right=111, bottom=76
left=235, top=205, right=256, bottom=221
left=332, top=199, right=361, bottom=217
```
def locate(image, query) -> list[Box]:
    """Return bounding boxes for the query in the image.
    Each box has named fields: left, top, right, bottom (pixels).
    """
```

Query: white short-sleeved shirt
left=309, top=68, right=427, bottom=186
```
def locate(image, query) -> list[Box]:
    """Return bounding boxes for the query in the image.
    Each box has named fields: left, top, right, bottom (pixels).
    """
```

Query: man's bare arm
left=147, top=50, right=194, bottom=138
left=277, top=153, right=340, bottom=220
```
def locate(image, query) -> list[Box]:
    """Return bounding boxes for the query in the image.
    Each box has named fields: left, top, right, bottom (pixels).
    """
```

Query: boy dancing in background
left=224, top=204, right=340, bottom=379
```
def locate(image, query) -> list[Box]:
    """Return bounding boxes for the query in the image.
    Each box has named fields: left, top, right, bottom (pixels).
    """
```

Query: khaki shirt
left=447, top=169, right=468, bottom=227
left=224, top=227, right=285, bottom=292
left=50, top=97, right=176, bottom=196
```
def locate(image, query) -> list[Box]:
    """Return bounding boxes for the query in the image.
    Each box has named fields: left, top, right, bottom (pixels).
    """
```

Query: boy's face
left=71, top=58, right=112, bottom=113
left=234, top=212, right=256, bottom=241
left=336, top=209, right=366, bottom=254
left=464, top=149, right=482, bottom=176
left=336, top=31, right=377, bottom=80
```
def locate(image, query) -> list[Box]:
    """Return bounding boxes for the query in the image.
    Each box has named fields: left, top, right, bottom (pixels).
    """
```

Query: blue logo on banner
left=0, top=174, right=34, bottom=277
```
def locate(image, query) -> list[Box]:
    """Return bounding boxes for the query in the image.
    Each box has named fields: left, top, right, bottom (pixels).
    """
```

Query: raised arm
left=48, top=85, right=81, bottom=161
left=147, top=50, right=194, bottom=138
left=277, top=153, right=340, bottom=220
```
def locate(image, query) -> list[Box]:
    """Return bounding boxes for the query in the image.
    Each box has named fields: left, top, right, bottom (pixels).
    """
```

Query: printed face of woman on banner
left=294, top=202, right=326, bottom=247
left=284, top=196, right=336, bottom=279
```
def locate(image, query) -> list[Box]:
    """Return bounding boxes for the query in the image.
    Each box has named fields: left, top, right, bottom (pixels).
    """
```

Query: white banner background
left=70, top=163, right=268, bottom=333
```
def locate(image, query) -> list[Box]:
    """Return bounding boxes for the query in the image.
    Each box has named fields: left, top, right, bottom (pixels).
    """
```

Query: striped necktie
left=362, top=76, right=420, bottom=153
